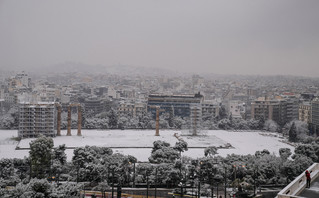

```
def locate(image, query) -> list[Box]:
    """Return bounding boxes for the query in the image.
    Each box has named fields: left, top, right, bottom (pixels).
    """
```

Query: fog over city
left=1, top=0, right=319, bottom=76
left=2, top=1, right=319, bottom=198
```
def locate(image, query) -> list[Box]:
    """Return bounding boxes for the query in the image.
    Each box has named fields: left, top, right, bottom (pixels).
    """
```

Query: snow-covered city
left=1, top=0, right=319, bottom=198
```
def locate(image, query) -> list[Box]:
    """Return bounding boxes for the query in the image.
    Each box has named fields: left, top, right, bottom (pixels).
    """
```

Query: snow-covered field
left=0, top=129, right=294, bottom=162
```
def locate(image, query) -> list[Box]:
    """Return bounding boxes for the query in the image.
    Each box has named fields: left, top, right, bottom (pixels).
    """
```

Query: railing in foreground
left=277, top=163, right=319, bottom=198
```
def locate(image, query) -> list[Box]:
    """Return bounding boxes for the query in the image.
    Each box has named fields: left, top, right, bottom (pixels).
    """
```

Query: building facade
left=251, top=98, right=284, bottom=126
left=299, top=102, right=311, bottom=124
left=147, top=92, right=204, bottom=117
left=18, top=102, right=55, bottom=138
left=311, top=98, right=319, bottom=134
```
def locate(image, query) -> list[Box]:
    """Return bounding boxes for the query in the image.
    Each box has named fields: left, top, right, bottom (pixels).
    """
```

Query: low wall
left=277, top=163, right=319, bottom=198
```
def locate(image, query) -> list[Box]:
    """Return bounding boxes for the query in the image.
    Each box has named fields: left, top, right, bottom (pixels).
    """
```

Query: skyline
left=1, top=0, right=319, bottom=77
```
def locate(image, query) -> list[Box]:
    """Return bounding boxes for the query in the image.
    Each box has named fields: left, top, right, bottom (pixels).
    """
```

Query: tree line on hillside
left=1, top=135, right=319, bottom=197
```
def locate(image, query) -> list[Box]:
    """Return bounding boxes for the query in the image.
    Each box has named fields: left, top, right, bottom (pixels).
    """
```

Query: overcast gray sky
left=1, top=0, right=319, bottom=76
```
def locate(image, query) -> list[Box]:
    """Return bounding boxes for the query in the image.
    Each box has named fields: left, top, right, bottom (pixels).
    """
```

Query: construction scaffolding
left=18, top=102, right=55, bottom=138
left=189, top=104, right=202, bottom=136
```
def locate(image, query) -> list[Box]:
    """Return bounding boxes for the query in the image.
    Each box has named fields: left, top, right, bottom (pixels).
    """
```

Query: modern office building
left=147, top=92, right=204, bottom=117
left=18, top=102, right=55, bottom=138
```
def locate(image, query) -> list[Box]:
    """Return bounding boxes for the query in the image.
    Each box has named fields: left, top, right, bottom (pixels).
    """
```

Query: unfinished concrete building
left=18, top=102, right=55, bottom=138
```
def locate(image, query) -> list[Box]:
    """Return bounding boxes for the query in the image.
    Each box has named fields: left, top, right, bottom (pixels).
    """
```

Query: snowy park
left=0, top=129, right=294, bottom=162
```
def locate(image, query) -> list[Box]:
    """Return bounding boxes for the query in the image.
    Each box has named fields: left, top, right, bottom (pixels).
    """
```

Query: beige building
left=299, top=102, right=311, bottom=124
left=251, top=98, right=283, bottom=126
left=118, top=101, right=147, bottom=117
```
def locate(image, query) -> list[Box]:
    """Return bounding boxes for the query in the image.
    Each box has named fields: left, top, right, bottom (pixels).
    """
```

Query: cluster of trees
left=0, top=105, right=19, bottom=129
left=68, top=107, right=189, bottom=130
left=1, top=135, right=318, bottom=197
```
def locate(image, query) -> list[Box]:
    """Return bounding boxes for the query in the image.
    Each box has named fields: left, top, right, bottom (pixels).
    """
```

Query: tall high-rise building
left=18, top=102, right=55, bottom=138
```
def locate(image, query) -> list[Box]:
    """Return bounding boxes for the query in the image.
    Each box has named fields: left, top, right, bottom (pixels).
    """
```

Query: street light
left=197, top=161, right=203, bottom=198
left=128, top=161, right=136, bottom=188
left=233, top=164, right=246, bottom=190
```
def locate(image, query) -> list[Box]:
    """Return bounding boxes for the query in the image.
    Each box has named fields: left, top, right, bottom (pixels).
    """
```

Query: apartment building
left=251, top=98, right=284, bottom=126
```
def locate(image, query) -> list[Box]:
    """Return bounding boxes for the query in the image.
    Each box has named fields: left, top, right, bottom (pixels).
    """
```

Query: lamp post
left=146, top=172, right=149, bottom=198
left=155, top=167, right=158, bottom=198
left=111, top=167, right=115, bottom=198
left=198, top=161, right=203, bottom=198
left=133, top=162, right=136, bottom=188
left=224, top=166, right=227, bottom=198
left=233, top=164, right=245, bottom=190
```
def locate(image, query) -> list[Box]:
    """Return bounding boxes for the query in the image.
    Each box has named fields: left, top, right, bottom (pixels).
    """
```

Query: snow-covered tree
left=247, top=119, right=259, bottom=130
left=149, top=141, right=180, bottom=163
left=284, top=120, right=309, bottom=142
left=288, top=122, right=297, bottom=142
left=174, top=140, right=188, bottom=153
left=0, top=105, right=19, bottom=129
left=204, top=146, right=218, bottom=157
left=263, top=120, right=279, bottom=132
left=51, top=144, right=67, bottom=183
left=279, top=148, right=292, bottom=161
left=217, top=118, right=232, bottom=130
left=108, top=108, right=118, bottom=129
left=29, top=136, right=54, bottom=179
left=117, top=115, right=129, bottom=129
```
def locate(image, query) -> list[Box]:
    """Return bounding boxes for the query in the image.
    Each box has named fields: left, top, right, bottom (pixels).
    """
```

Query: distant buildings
left=251, top=97, right=299, bottom=127
left=311, top=98, right=319, bottom=134
left=251, top=98, right=283, bottom=125
left=227, top=100, right=246, bottom=119
left=118, top=101, right=146, bottom=117
left=18, top=102, right=55, bottom=138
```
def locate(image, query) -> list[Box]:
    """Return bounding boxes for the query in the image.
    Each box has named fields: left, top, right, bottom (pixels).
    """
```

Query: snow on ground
left=0, top=130, right=29, bottom=159
left=0, top=129, right=294, bottom=162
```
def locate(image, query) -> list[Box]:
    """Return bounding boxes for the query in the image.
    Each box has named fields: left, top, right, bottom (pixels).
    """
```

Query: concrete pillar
left=193, top=108, right=197, bottom=136
left=155, top=107, right=160, bottom=136
left=77, top=105, right=82, bottom=136
left=57, top=105, right=61, bottom=136
left=67, top=105, right=71, bottom=136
